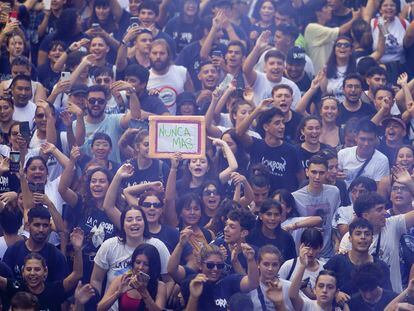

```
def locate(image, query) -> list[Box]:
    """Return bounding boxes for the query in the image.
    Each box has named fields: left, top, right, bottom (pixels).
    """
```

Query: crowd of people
left=3, top=0, right=414, bottom=309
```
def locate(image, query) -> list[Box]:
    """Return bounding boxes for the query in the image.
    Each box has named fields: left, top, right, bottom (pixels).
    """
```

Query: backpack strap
left=287, top=257, right=298, bottom=280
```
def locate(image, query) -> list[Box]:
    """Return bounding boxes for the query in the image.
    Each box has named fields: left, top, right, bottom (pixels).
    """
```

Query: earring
left=300, top=134, right=305, bottom=141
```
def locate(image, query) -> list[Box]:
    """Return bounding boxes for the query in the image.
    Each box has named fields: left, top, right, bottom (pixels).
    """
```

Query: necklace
left=355, top=151, right=366, bottom=163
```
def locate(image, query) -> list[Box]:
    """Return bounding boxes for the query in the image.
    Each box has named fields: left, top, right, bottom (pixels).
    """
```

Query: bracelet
left=121, top=39, right=127, bottom=46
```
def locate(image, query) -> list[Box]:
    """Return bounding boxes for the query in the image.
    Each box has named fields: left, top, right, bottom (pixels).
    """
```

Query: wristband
left=121, top=39, right=127, bottom=46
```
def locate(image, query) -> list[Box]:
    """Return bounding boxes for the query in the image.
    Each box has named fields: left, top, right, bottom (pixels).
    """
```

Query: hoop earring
left=300, top=134, right=305, bottom=141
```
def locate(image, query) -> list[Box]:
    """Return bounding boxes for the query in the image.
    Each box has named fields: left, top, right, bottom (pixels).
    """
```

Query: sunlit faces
left=301, top=119, right=322, bottom=145
left=380, top=0, right=397, bottom=20
left=11, top=64, right=30, bottom=78
left=334, top=39, right=352, bottom=59
left=258, top=253, right=281, bottom=282
left=48, top=44, right=64, bottom=63
left=356, top=131, right=377, bottom=158
left=150, top=44, right=170, bottom=72
left=29, top=218, right=51, bottom=244
left=95, top=4, right=110, bottom=21
left=320, top=99, right=338, bottom=124
left=197, top=63, right=219, bottom=90
left=225, top=45, right=244, bottom=68
left=180, top=200, right=202, bottom=226
left=263, top=114, right=285, bottom=139
left=343, top=78, right=363, bottom=104
left=89, top=170, right=110, bottom=199
left=350, top=184, right=369, bottom=203
left=135, top=33, right=153, bottom=54
left=326, top=158, right=339, bottom=184
left=232, top=103, right=253, bottom=126
left=361, top=204, right=387, bottom=228
left=22, top=259, right=47, bottom=289
left=183, top=0, right=198, bottom=17
left=7, top=34, right=24, bottom=57
left=272, top=193, right=291, bottom=221
left=274, top=11, right=292, bottom=26
left=129, top=0, right=141, bottom=16
left=26, top=159, right=48, bottom=184
left=349, top=226, right=373, bottom=252
left=51, top=0, right=66, bottom=11
left=87, top=91, right=106, bottom=118
left=316, top=5, right=333, bottom=23
left=202, top=184, right=220, bottom=213
left=202, top=254, right=224, bottom=282
left=285, top=63, right=305, bottom=80
left=89, top=37, right=109, bottom=61
left=224, top=218, right=245, bottom=244
left=260, top=206, right=282, bottom=231
left=188, top=158, right=209, bottom=178
left=124, top=209, right=146, bottom=238
left=391, top=181, right=413, bottom=207
left=395, top=147, right=414, bottom=170
left=133, top=254, right=150, bottom=275
left=264, top=57, right=284, bottom=82
left=0, top=99, right=13, bottom=122
left=35, top=107, right=48, bottom=132
left=272, top=88, right=293, bottom=114
left=134, top=135, right=150, bottom=157
left=374, top=89, right=393, bottom=111
left=385, top=120, right=405, bottom=143
left=9, top=123, right=20, bottom=149
left=11, top=79, right=32, bottom=107
left=141, top=195, right=163, bottom=224
left=125, top=75, right=145, bottom=94
left=95, top=74, right=113, bottom=90
left=315, top=275, right=337, bottom=305
left=306, top=163, right=327, bottom=189
left=259, top=0, right=276, bottom=22
left=138, top=8, right=156, bottom=27
left=91, top=139, right=112, bottom=160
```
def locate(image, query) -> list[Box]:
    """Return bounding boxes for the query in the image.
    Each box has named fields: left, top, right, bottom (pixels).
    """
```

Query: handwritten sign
left=148, top=116, right=206, bottom=159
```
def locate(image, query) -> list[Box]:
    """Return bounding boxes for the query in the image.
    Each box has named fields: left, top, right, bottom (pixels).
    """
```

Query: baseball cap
left=212, top=0, right=232, bottom=8
left=176, top=92, right=196, bottom=107
left=286, top=46, right=306, bottom=65
left=381, top=116, right=406, bottom=131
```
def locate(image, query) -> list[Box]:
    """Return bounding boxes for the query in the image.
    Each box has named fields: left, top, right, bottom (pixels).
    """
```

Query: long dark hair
left=326, top=37, right=357, bottom=79
left=88, top=0, right=119, bottom=33
left=216, top=129, right=249, bottom=176
left=258, top=199, right=283, bottom=231
left=176, top=193, right=203, bottom=229
left=272, top=189, right=300, bottom=219
left=131, top=243, right=161, bottom=309
left=118, top=207, right=151, bottom=243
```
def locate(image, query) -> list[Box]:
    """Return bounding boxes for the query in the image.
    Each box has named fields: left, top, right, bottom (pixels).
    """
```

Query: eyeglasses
left=88, top=98, right=106, bottom=106
left=96, top=77, right=111, bottom=84
left=391, top=186, right=409, bottom=192
left=141, top=202, right=163, bottom=208
left=205, top=262, right=225, bottom=270
left=335, top=42, right=351, bottom=48
left=203, top=189, right=218, bottom=196
left=35, top=113, right=46, bottom=119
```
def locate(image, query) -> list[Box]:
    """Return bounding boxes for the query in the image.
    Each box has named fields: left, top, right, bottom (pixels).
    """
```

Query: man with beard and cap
left=72, top=84, right=141, bottom=163
left=10, top=75, right=37, bottom=130
left=3, top=207, right=68, bottom=282
left=147, top=39, right=194, bottom=115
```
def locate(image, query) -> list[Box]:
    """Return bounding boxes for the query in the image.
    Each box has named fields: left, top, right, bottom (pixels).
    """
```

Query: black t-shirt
left=246, top=226, right=297, bottom=261
left=289, top=73, right=312, bottom=96
left=329, top=11, right=352, bottom=28
left=37, top=62, right=60, bottom=94
left=182, top=273, right=243, bottom=311
left=348, top=289, right=397, bottom=311
left=5, top=279, right=67, bottom=311
left=248, top=139, right=303, bottom=192
left=284, top=111, right=303, bottom=144
left=0, top=172, right=20, bottom=193
left=324, top=253, right=392, bottom=295
left=164, top=15, right=202, bottom=53
left=139, top=91, right=169, bottom=115
left=122, top=158, right=169, bottom=188
left=337, top=102, right=377, bottom=126
left=297, top=143, right=332, bottom=169
left=3, top=241, right=68, bottom=282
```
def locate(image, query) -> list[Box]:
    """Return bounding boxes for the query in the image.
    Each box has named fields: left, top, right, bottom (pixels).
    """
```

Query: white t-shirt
left=13, top=101, right=37, bottom=130
left=332, top=204, right=354, bottom=229
left=339, top=215, right=407, bottom=292
left=148, top=65, right=187, bottom=115
left=252, top=71, right=301, bottom=109
left=302, top=298, right=342, bottom=311
left=338, top=146, right=390, bottom=188
left=282, top=216, right=310, bottom=250
left=94, top=236, right=170, bottom=310
left=371, top=16, right=407, bottom=63
left=279, top=258, right=324, bottom=290
left=292, top=185, right=341, bottom=258
left=249, top=279, right=303, bottom=311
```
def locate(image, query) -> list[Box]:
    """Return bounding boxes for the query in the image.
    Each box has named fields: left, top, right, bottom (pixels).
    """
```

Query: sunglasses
left=205, top=262, right=225, bottom=270
left=141, top=202, right=163, bottom=208
left=88, top=98, right=106, bottom=106
left=203, top=190, right=218, bottom=196
left=335, top=42, right=351, bottom=48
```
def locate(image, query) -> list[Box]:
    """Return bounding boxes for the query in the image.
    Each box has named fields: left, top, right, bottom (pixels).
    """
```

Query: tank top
left=119, top=292, right=142, bottom=311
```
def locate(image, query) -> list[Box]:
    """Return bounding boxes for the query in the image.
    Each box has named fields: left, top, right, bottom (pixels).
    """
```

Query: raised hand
left=68, top=38, right=90, bottom=53
left=208, top=136, right=227, bottom=148
left=110, top=81, right=136, bottom=95
left=70, top=145, right=81, bottom=162
left=171, top=152, right=182, bottom=170
left=74, top=281, right=95, bottom=305
left=241, top=243, right=255, bottom=261
left=265, top=280, right=284, bottom=305
left=243, top=87, right=254, bottom=103
left=179, top=226, right=193, bottom=246
left=230, top=242, right=241, bottom=264
left=40, top=142, right=56, bottom=155
left=257, top=98, right=274, bottom=113
left=118, top=273, right=132, bottom=294
left=392, top=166, right=413, bottom=185
left=255, top=30, right=271, bottom=51
left=116, top=163, right=135, bottom=179
left=189, top=274, right=208, bottom=297
left=0, top=157, right=9, bottom=175
left=70, top=227, right=84, bottom=251
left=148, top=181, right=164, bottom=193
left=230, top=172, right=246, bottom=186
left=299, top=243, right=310, bottom=267
left=397, top=72, right=408, bottom=87
left=67, top=101, right=83, bottom=117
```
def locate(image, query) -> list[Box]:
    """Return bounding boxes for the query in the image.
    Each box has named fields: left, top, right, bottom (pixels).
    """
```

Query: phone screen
left=9, top=152, right=20, bottom=173
left=19, top=122, right=31, bottom=139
